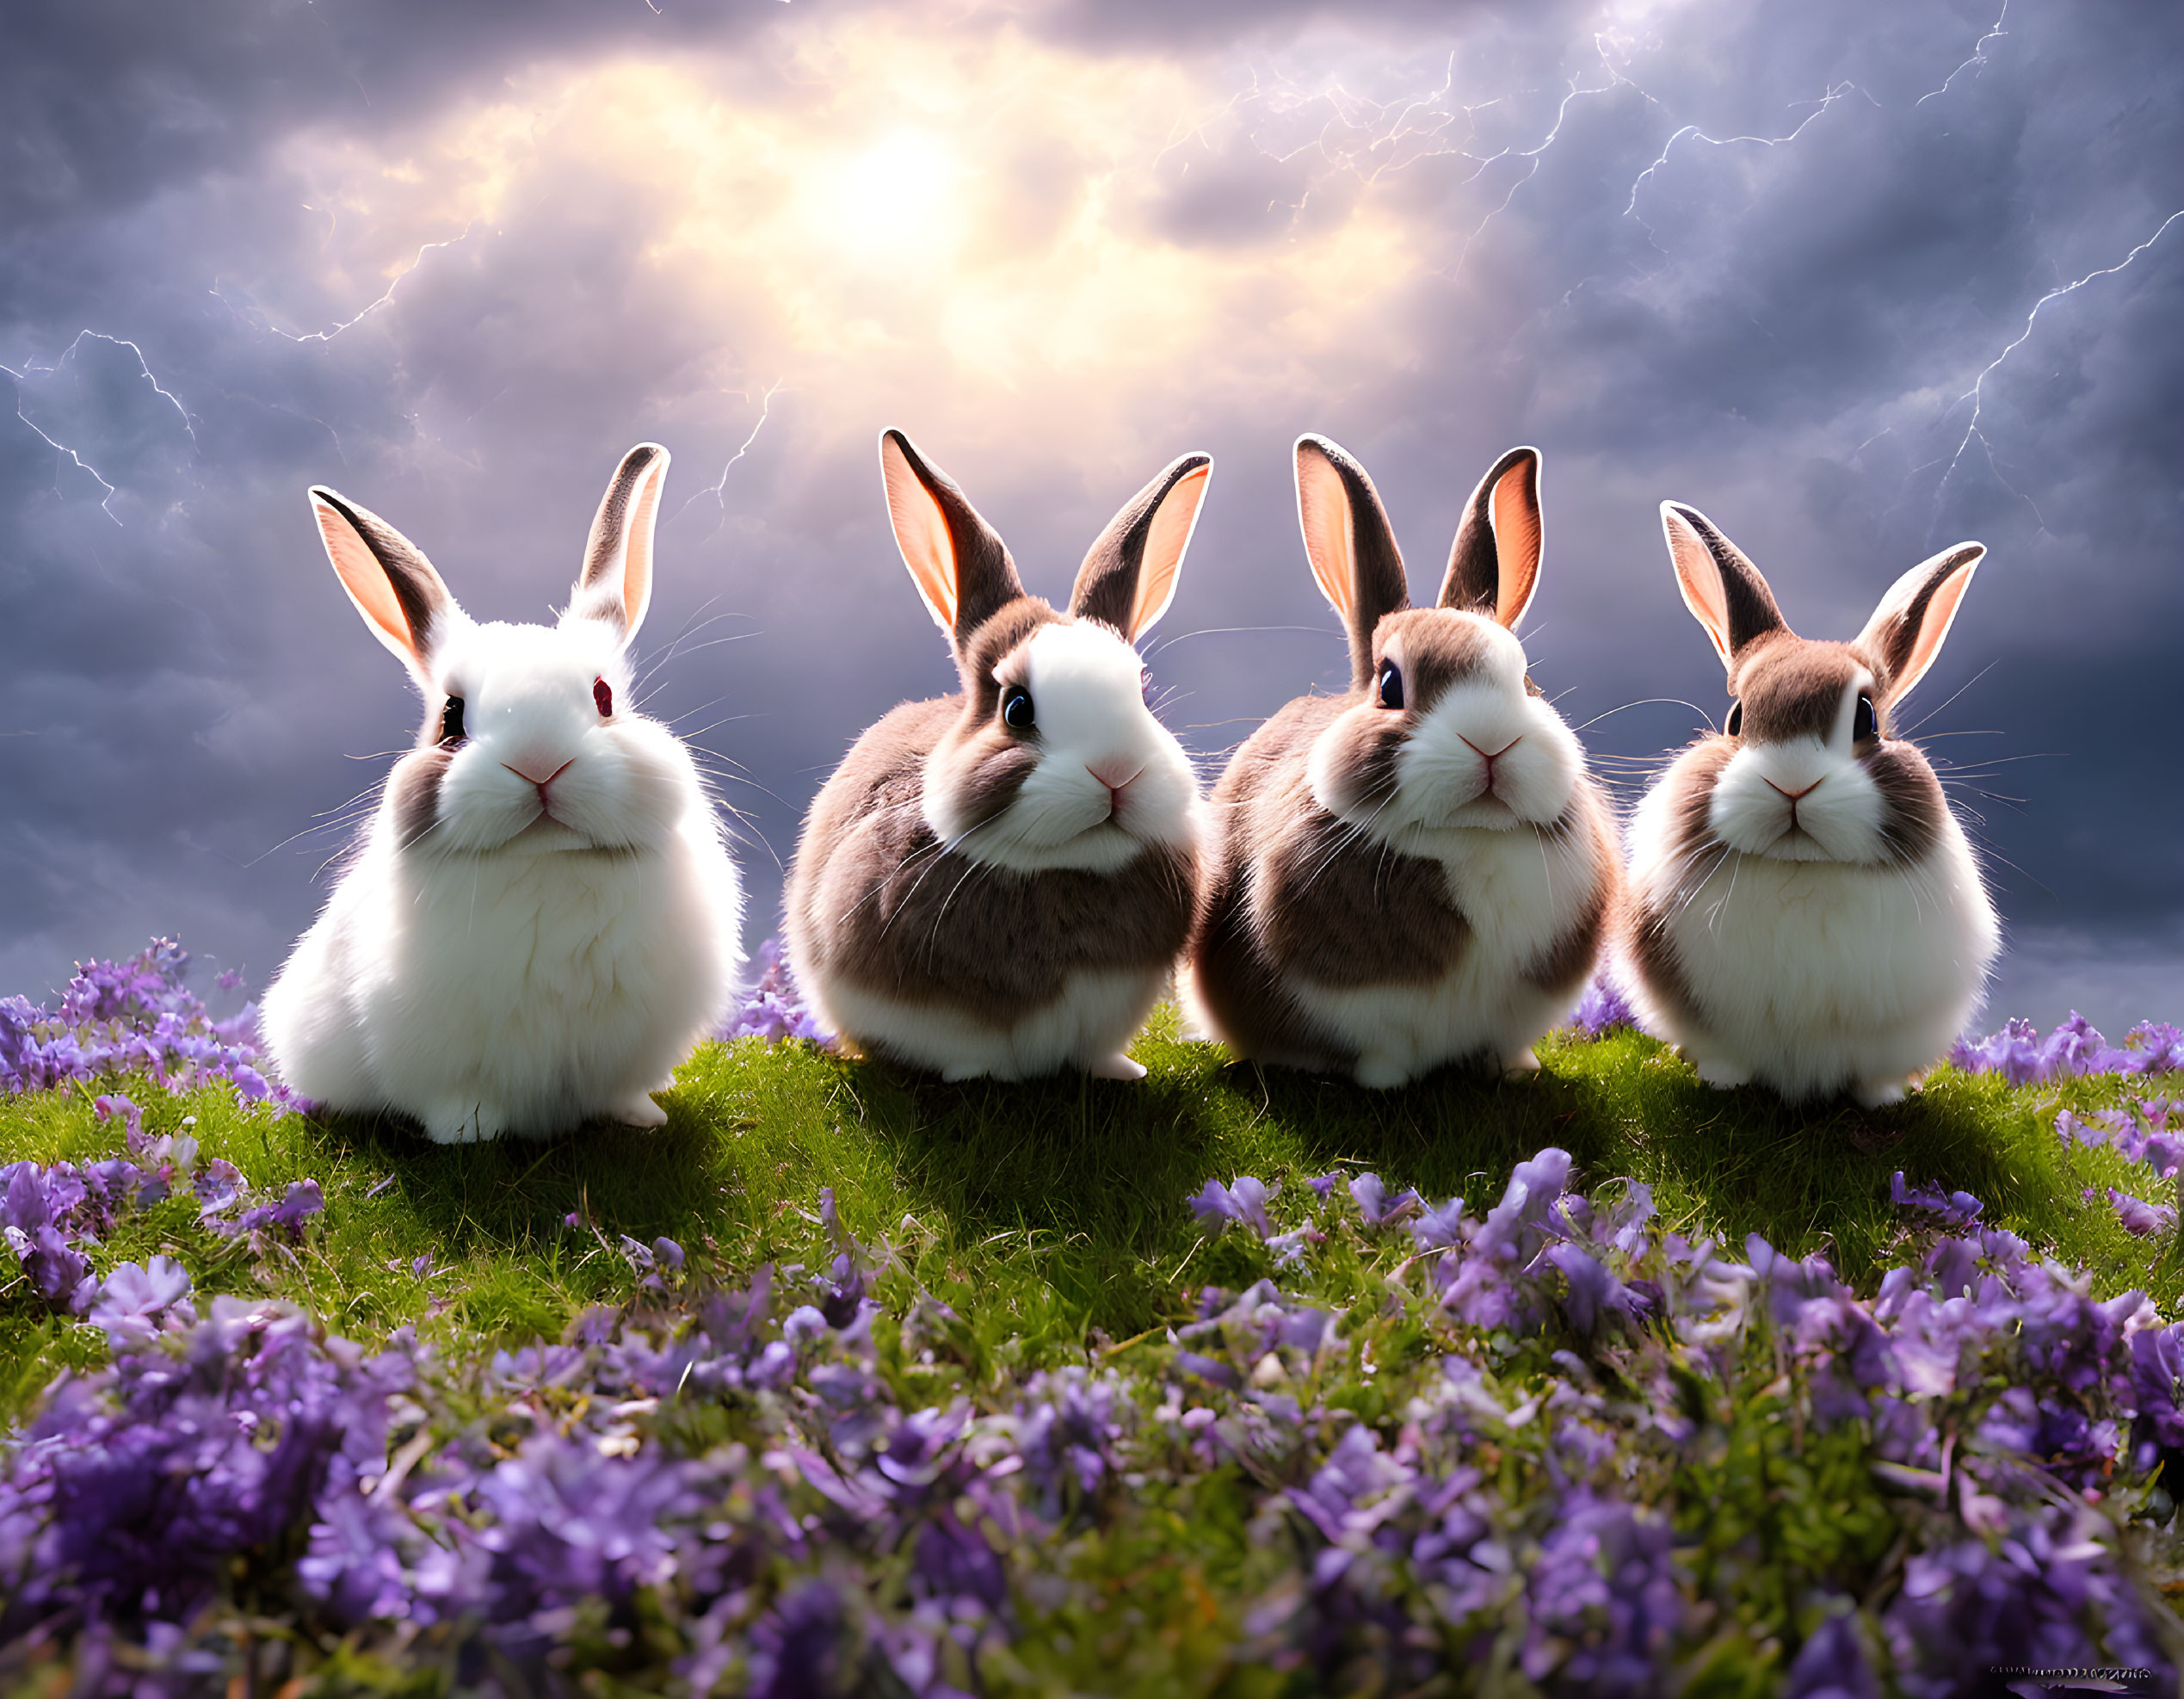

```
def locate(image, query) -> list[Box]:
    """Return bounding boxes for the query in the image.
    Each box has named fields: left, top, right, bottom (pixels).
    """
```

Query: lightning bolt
left=1917, top=0, right=2008, bottom=107
left=214, top=225, right=479, bottom=343
left=1929, top=207, right=2184, bottom=532
left=1620, top=82, right=1874, bottom=256
left=0, top=331, right=200, bottom=523
left=0, top=359, right=123, bottom=523
left=675, top=380, right=784, bottom=531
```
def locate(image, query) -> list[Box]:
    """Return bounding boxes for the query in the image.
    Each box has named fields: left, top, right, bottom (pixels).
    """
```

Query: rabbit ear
left=309, top=486, right=457, bottom=675
left=1295, top=435, right=1410, bottom=693
left=1069, top=453, right=1212, bottom=640
left=1659, top=502, right=1789, bottom=670
left=879, top=429, right=1025, bottom=645
left=571, top=443, right=669, bottom=639
left=1438, top=446, right=1543, bottom=629
left=1856, top=541, right=1984, bottom=703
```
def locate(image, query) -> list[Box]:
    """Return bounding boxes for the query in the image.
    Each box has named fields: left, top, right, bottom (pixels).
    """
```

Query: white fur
left=1708, top=677, right=1892, bottom=864
left=1627, top=744, right=1998, bottom=1103
left=927, top=621, right=1202, bottom=874
left=1276, top=811, right=1604, bottom=1086
left=262, top=613, right=742, bottom=1142
left=811, top=965, right=1167, bottom=1082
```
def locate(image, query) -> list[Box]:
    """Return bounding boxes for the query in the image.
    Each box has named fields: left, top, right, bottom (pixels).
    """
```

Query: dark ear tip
left=623, top=442, right=667, bottom=469
left=1294, top=433, right=1338, bottom=463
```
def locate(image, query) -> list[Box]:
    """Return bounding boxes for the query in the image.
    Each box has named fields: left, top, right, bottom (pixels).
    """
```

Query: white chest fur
left=1278, top=817, right=1601, bottom=1086
left=1634, top=806, right=1999, bottom=1099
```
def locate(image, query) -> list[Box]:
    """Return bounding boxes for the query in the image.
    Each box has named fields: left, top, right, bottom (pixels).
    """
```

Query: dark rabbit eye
left=1724, top=701, right=1743, bottom=738
left=1853, top=691, right=1877, bottom=743
left=1002, top=683, right=1035, bottom=732
left=1377, top=660, right=1404, bottom=711
left=440, top=695, right=466, bottom=745
left=594, top=677, right=614, bottom=719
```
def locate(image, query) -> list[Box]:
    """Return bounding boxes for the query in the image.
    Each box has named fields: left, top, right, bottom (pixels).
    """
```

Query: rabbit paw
left=1354, top=1054, right=1411, bottom=1090
left=1853, top=1078, right=1909, bottom=1109
left=1692, top=1057, right=1751, bottom=1090
left=613, top=1094, right=669, bottom=1128
left=1500, top=1047, right=1542, bottom=1080
left=1089, top=1053, right=1148, bottom=1081
left=423, top=1103, right=503, bottom=1145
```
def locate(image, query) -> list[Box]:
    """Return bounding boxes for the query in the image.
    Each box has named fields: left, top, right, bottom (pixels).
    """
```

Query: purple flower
left=1567, top=975, right=1639, bottom=1037
left=1890, top=1171, right=1983, bottom=1228
left=1188, top=1176, right=1275, bottom=1239
left=722, top=938, right=831, bottom=1045
left=2107, top=1188, right=2175, bottom=1237
left=1348, top=1172, right=1422, bottom=1228
left=84, top=1257, right=194, bottom=1347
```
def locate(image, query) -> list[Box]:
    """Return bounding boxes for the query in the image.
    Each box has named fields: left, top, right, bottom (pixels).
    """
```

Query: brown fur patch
left=1625, top=738, right=1735, bottom=1029
left=956, top=601, right=1060, bottom=706
left=1732, top=637, right=1858, bottom=744
left=388, top=745, right=453, bottom=851
left=1863, top=742, right=1947, bottom=867
left=1376, top=609, right=1500, bottom=713
left=1307, top=699, right=1405, bottom=823
left=1188, top=693, right=1470, bottom=1067
left=787, top=695, right=1197, bottom=1032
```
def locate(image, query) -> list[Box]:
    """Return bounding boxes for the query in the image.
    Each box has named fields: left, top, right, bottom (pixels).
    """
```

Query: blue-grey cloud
left=1, top=0, right=2177, bottom=1037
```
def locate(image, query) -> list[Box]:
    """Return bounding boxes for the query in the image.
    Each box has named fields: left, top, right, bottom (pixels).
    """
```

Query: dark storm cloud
left=0, top=0, right=2178, bottom=1038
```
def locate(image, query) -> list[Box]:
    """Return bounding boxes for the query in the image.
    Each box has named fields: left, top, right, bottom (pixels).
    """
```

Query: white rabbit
left=1188, top=436, right=1620, bottom=1088
left=1624, top=502, right=1999, bottom=1105
left=785, top=429, right=1210, bottom=1081
left=261, top=444, right=743, bottom=1142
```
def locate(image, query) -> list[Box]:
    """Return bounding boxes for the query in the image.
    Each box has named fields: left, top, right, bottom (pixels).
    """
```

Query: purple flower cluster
left=2054, top=1098, right=2184, bottom=1238
left=2, top=1128, right=323, bottom=1324
left=3, top=1144, right=2181, bottom=1694
left=1953, top=1010, right=2184, bottom=1084
left=720, top=937, right=830, bottom=1045
left=0, top=938, right=307, bottom=1112
left=1567, top=974, right=1642, bottom=1037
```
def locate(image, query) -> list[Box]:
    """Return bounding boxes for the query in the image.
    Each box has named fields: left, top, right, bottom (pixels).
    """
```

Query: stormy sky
left=3, top=0, right=2179, bottom=1033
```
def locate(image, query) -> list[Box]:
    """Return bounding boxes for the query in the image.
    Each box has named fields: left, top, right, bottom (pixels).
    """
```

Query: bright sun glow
left=800, top=132, right=963, bottom=268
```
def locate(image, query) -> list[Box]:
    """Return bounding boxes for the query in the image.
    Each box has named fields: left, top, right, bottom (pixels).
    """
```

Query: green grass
left=3, top=1011, right=2175, bottom=1412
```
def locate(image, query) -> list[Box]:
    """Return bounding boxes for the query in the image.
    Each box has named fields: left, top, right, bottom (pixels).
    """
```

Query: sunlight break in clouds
left=268, top=24, right=1435, bottom=479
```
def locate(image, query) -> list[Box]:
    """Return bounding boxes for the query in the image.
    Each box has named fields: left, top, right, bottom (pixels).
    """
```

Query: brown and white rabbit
left=260, top=445, right=743, bottom=1142
left=1625, top=503, right=2000, bottom=1104
left=1187, top=436, right=1620, bottom=1087
left=784, top=430, right=1212, bottom=1081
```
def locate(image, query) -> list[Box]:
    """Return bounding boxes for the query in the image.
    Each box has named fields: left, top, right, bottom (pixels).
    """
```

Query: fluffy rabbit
left=1188, top=436, right=1619, bottom=1087
left=1625, top=503, right=1999, bottom=1104
left=785, top=429, right=1211, bottom=1081
left=260, top=444, right=743, bottom=1142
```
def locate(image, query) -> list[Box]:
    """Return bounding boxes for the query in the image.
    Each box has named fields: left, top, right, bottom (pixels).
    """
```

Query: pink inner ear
left=1296, top=447, right=1357, bottom=621
left=881, top=437, right=959, bottom=631
left=316, top=500, right=423, bottom=667
left=1490, top=458, right=1541, bottom=628
left=619, top=459, right=664, bottom=633
left=1129, top=462, right=1208, bottom=639
left=1663, top=510, right=1735, bottom=665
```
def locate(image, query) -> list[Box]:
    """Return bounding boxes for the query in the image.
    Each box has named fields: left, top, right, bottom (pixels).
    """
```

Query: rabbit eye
left=1724, top=701, right=1743, bottom=738
left=440, top=695, right=466, bottom=746
left=1853, top=691, right=1877, bottom=742
left=1376, top=660, right=1404, bottom=711
left=594, top=677, right=614, bottom=719
left=1002, top=683, right=1035, bottom=732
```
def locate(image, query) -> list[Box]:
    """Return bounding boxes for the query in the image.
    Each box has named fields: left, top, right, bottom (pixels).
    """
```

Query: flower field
left=4, top=944, right=2183, bottom=1695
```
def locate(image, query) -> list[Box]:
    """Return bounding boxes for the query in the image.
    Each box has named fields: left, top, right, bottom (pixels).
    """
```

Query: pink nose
left=1087, top=758, right=1142, bottom=793
left=504, top=757, right=573, bottom=791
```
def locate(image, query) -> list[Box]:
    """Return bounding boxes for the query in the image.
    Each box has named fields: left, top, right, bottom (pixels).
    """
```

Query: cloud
left=0, top=0, right=2178, bottom=1036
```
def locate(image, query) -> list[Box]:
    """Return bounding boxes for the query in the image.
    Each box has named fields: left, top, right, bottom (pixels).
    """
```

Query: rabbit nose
left=1087, top=758, right=1143, bottom=794
left=505, top=757, right=574, bottom=791
left=1765, top=777, right=1823, bottom=802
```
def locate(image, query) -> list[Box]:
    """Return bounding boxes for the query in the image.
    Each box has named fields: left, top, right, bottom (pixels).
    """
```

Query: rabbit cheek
left=923, top=733, right=1039, bottom=849
left=1306, top=707, right=1404, bottom=828
left=1860, top=743, right=1947, bottom=868
left=388, top=745, right=454, bottom=852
